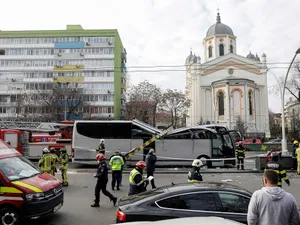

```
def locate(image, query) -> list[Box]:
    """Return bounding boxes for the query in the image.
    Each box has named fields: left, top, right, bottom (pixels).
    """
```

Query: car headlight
left=25, top=193, right=45, bottom=201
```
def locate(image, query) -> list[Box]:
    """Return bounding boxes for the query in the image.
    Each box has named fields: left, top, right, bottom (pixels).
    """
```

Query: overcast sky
left=1, top=0, right=300, bottom=113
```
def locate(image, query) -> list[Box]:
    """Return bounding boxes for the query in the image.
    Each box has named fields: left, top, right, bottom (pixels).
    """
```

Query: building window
left=249, top=91, right=253, bottom=116
left=219, top=44, right=224, bottom=56
left=208, top=46, right=212, bottom=58
left=218, top=91, right=225, bottom=116
left=230, top=45, right=233, bottom=53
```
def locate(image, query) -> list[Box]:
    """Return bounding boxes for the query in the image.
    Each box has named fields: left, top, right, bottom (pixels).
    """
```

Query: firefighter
left=97, top=139, right=105, bottom=154
left=188, top=159, right=203, bottom=182
left=91, top=153, right=117, bottom=207
left=293, top=140, right=299, bottom=157
left=38, top=147, right=52, bottom=173
left=50, top=148, right=58, bottom=176
left=236, top=142, right=245, bottom=170
left=59, top=148, right=69, bottom=186
left=265, top=152, right=290, bottom=188
left=296, top=144, right=300, bottom=175
left=128, top=161, right=149, bottom=196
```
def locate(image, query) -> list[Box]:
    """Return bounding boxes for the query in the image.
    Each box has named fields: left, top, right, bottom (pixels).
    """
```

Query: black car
left=116, top=182, right=252, bottom=224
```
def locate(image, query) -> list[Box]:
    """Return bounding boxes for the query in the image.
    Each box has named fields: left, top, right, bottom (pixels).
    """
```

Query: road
left=30, top=170, right=300, bottom=225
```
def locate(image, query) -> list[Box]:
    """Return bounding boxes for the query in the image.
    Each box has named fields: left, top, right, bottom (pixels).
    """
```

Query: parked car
left=112, top=216, right=244, bottom=225
left=116, top=182, right=252, bottom=224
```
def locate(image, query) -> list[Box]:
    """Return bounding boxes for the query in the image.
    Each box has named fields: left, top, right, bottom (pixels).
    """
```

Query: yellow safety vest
left=109, top=155, right=124, bottom=171
left=129, top=168, right=141, bottom=185
left=296, top=148, right=300, bottom=161
left=39, top=154, right=52, bottom=172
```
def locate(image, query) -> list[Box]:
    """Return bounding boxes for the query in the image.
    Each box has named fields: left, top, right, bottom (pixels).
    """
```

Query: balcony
left=53, top=76, right=84, bottom=84
left=121, top=93, right=126, bottom=101
left=53, top=64, right=84, bottom=72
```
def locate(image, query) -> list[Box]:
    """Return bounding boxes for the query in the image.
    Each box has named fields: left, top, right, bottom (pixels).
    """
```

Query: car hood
left=111, top=217, right=244, bottom=225
left=12, top=173, right=60, bottom=193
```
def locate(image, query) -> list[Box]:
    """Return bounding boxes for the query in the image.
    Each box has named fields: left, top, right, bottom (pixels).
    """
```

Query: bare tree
left=160, top=89, right=191, bottom=129
left=234, top=115, right=248, bottom=138
left=126, top=80, right=162, bottom=126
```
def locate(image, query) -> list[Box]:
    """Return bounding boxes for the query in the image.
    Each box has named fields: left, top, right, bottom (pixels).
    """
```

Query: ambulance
left=0, top=140, right=64, bottom=224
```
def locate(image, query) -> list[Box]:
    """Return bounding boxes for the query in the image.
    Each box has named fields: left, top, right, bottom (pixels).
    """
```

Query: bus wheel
left=0, top=207, right=20, bottom=225
left=197, top=155, right=212, bottom=168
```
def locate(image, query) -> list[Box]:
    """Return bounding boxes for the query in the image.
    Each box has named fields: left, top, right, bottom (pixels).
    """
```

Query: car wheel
left=197, top=155, right=212, bottom=168
left=0, top=207, right=20, bottom=225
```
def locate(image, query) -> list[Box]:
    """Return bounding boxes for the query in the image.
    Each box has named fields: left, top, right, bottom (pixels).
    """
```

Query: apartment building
left=0, top=25, right=127, bottom=121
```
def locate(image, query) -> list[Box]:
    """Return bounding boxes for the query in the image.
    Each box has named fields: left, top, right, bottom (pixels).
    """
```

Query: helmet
left=95, top=153, right=105, bottom=161
left=100, top=139, right=105, bottom=144
left=60, top=148, right=67, bottom=153
left=42, top=147, right=49, bottom=153
left=294, top=140, right=299, bottom=145
left=136, top=161, right=147, bottom=169
left=192, top=159, right=203, bottom=167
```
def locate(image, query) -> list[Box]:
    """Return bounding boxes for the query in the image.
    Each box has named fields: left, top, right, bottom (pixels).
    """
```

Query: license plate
left=53, top=203, right=62, bottom=212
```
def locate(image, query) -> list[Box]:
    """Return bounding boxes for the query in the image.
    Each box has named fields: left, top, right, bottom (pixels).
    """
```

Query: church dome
left=185, top=50, right=195, bottom=64
left=246, top=51, right=255, bottom=60
left=206, top=13, right=234, bottom=37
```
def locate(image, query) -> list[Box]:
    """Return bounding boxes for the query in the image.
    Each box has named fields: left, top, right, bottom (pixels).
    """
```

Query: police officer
left=97, top=139, right=105, bottom=154
left=128, top=161, right=149, bottom=196
left=265, top=152, right=290, bottom=188
left=188, top=159, right=203, bottom=182
left=38, top=147, right=52, bottom=173
left=236, top=142, right=245, bottom=170
left=59, top=148, right=69, bottom=186
left=109, top=150, right=126, bottom=186
left=295, top=144, right=300, bottom=175
left=91, top=153, right=117, bottom=208
left=50, top=148, right=58, bottom=176
left=109, top=150, right=124, bottom=190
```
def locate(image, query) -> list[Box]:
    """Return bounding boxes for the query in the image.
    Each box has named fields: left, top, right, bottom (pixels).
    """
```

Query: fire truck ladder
left=0, top=121, right=43, bottom=129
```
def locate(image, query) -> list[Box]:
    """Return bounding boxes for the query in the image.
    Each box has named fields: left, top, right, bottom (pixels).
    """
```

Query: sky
left=1, top=0, right=300, bottom=113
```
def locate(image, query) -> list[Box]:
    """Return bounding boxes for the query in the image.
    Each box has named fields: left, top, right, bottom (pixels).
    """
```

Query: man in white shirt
left=247, top=169, right=300, bottom=225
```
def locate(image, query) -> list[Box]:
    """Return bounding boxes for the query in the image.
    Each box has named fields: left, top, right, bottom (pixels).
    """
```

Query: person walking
left=188, top=159, right=203, bottom=182
left=59, top=148, right=69, bottom=186
left=91, top=153, right=117, bottom=208
left=145, top=149, right=157, bottom=189
left=128, top=161, right=149, bottom=196
left=247, top=169, right=300, bottom=225
left=38, top=147, right=52, bottom=173
left=109, top=150, right=124, bottom=190
left=236, top=142, right=245, bottom=170
left=265, top=152, right=290, bottom=188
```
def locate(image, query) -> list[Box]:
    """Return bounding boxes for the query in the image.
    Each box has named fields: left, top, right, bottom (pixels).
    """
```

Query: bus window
left=76, top=122, right=132, bottom=139
left=164, top=131, right=191, bottom=139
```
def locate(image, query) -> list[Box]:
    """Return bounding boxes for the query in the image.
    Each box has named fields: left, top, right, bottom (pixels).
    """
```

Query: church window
left=249, top=91, right=253, bottom=116
left=218, top=91, right=225, bottom=116
left=208, top=46, right=212, bottom=58
left=230, top=45, right=233, bottom=53
left=219, top=44, right=224, bottom=56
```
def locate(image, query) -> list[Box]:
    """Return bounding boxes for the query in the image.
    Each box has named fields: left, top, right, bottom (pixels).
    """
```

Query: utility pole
left=293, top=108, right=296, bottom=139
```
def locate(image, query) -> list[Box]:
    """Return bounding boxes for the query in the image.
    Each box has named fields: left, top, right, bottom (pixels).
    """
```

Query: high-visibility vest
left=109, top=155, right=124, bottom=171
left=296, top=148, right=300, bottom=161
left=129, top=168, right=141, bottom=185
left=39, top=154, right=52, bottom=172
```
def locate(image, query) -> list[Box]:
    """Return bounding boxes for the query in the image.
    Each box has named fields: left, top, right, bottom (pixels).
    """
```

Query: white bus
left=72, top=120, right=241, bottom=167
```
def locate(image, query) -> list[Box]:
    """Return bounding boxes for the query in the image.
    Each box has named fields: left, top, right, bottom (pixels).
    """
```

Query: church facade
left=185, top=12, right=271, bottom=138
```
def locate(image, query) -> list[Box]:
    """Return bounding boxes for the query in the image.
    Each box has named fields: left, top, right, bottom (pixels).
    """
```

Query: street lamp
left=281, top=47, right=300, bottom=154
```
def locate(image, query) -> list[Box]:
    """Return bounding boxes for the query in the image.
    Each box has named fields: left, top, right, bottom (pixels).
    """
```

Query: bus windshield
left=0, top=156, right=40, bottom=181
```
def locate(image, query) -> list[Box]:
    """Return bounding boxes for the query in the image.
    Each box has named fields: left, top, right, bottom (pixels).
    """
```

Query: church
left=185, top=12, right=271, bottom=138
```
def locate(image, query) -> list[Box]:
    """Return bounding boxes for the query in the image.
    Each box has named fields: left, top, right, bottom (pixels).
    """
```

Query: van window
left=0, top=156, right=40, bottom=181
left=4, top=133, right=18, bottom=148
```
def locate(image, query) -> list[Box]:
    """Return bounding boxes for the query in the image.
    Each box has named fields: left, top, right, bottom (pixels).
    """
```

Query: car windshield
left=0, top=156, right=40, bottom=181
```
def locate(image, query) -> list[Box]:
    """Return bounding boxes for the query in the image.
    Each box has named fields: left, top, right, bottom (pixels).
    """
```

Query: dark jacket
left=236, top=145, right=245, bottom=159
left=265, top=160, right=290, bottom=187
left=95, top=160, right=109, bottom=183
left=145, top=153, right=157, bottom=172
left=188, top=167, right=203, bottom=182
left=128, top=168, right=147, bottom=196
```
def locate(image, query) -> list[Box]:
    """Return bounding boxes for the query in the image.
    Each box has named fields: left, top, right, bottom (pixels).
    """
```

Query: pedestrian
left=97, top=139, right=105, bottom=154
left=236, top=141, right=245, bottom=170
left=59, top=148, right=69, bottom=186
left=247, top=169, right=300, bottom=225
left=38, top=147, right=52, bottom=173
left=128, top=161, right=149, bottom=196
left=109, top=150, right=124, bottom=190
left=265, top=152, right=290, bottom=188
left=188, top=159, right=203, bottom=182
left=145, top=149, right=157, bottom=189
left=293, top=140, right=298, bottom=157
left=109, top=150, right=126, bottom=186
left=91, top=153, right=117, bottom=208
left=296, top=144, right=300, bottom=175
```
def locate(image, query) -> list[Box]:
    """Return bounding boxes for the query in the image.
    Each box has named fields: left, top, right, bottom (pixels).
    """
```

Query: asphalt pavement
left=30, top=170, right=300, bottom=225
